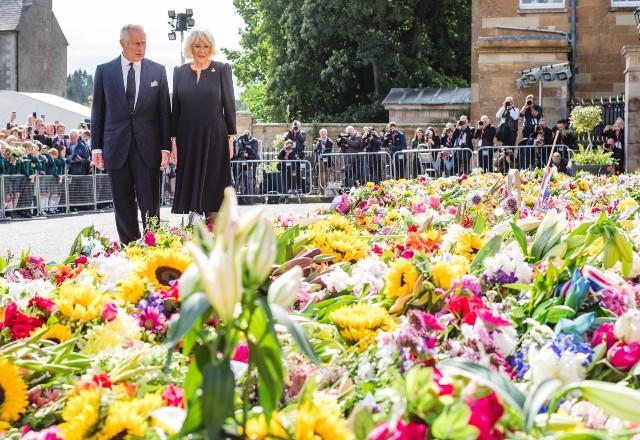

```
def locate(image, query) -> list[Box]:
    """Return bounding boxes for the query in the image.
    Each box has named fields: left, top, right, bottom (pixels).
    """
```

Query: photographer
left=552, top=119, right=577, bottom=159
left=520, top=94, right=543, bottom=139
left=362, top=126, right=383, bottom=183
left=278, top=139, right=300, bottom=196
left=232, top=132, right=259, bottom=203
left=452, top=116, right=473, bottom=175
left=537, top=117, right=554, bottom=145
left=435, top=123, right=456, bottom=177
left=285, top=120, right=306, bottom=159
left=604, top=117, right=624, bottom=173
left=6, top=111, right=17, bottom=130
left=339, top=126, right=364, bottom=187
left=473, top=115, right=496, bottom=172
left=382, top=122, right=407, bottom=179
left=314, top=128, right=334, bottom=187
left=496, top=97, right=520, bottom=147
left=52, top=124, right=69, bottom=152
left=496, top=149, right=515, bottom=175
left=33, top=119, right=53, bottom=148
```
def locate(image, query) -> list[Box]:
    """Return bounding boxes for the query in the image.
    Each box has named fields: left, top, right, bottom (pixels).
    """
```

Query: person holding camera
left=382, top=122, right=407, bottom=179
left=435, top=123, right=456, bottom=177
left=604, top=117, right=624, bottom=173
left=496, top=97, right=520, bottom=147
left=520, top=94, right=543, bottom=139
left=452, top=116, right=473, bottom=175
left=33, top=119, right=53, bottom=149
left=285, top=120, right=306, bottom=159
left=362, top=126, right=383, bottom=183
left=278, top=139, right=300, bottom=197
left=552, top=119, right=577, bottom=159
left=313, top=128, right=334, bottom=187
left=473, top=115, right=496, bottom=172
left=232, top=131, right=259, bottom=203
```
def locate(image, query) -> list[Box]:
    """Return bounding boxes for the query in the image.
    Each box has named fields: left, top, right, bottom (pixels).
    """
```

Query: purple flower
left=483, top=269, right=518, bottom=286
left=599, top=289, right=629, bottom=316
left=136, top=306, right=167, bottom=333
left=453, top=275, right=482, bottom=296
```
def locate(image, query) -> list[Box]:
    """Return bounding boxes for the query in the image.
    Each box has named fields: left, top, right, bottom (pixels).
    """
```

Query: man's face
left=70, top=132, right=78, bottom=144
left=120, top=28, right=146, bottom=62
left=552, top=153, right=561, bottom=164
left=285, top=143, right=293, bottom=152
left=46, top=124, right=55, bottom=135
left=320, top=130, right=327, bottom=139
left=557, top=123, right=565, bottom=132
left=36, top=121, right=45, bottom=132
left=56, top=126, right=65, bottom=136
left=540, top=118, right=547, bottom=128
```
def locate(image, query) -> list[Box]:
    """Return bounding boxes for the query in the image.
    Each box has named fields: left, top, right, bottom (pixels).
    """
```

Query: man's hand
left=93, top=152, right=105, bottom=170
left=161, top=151, right=170, bottom=171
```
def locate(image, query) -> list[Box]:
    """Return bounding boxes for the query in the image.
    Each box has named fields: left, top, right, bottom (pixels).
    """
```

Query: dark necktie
left=126, top=62, right=136, bottom=111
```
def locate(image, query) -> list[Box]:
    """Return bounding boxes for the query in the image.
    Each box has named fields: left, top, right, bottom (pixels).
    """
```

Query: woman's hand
left=228, top=136, right=234, bottom=159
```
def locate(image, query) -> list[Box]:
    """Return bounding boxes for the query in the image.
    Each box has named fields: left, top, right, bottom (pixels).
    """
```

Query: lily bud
left=215, top=187, right=240, bottom=239
left=178, top=263, right=202, bottom=299
left=245, top=217, right=277, bottom=286
left=188, top=239, right=243, bottom=323
left=268, top=266, right=303, bottom=309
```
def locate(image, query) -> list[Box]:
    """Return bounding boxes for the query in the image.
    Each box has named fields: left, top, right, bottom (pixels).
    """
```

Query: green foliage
left=66, top=69, right=94, bottom=106
left=572, top=144, right=614, bottom=166
left=569, top=106, right=602, bottom=135
left=226, top=0, right=471, bottom=122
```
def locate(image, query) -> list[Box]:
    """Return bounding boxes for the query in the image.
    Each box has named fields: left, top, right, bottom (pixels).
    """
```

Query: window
left=519, top=0, right=565, bottom=9
left=611, top=0, right=640, bottom=7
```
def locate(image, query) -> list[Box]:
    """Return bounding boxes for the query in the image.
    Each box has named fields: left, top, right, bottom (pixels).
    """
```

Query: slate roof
left=382, top=87, right=471, bottom=106
left=0, top=0, right=23, bottom=32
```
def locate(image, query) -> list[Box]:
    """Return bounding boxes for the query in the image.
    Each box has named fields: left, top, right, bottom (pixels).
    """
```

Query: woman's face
left=193, top=39, right=211, bottom=65
left=416, top=129, right=424, bottom=138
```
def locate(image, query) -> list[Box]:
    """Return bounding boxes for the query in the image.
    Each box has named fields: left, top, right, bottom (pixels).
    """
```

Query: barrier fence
left=1, top=145, right=578, bottom=218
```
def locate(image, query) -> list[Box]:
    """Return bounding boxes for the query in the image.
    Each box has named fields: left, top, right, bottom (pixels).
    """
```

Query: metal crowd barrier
left=316, top=151, right=393, bottom=189
left=475, top=144, right=573, bottom=173
left=230, top=159, right=313, bottom=202
left=394, top=148, right=474, bottom=179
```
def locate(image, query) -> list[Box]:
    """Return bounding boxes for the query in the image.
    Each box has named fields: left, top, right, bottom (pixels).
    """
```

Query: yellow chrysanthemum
left=330, top=303, right=395, bottom=347
left=136, top=249, right=191, bottom=291
left=245, top=412, right=288, bottom=440
left=0, top=356, right=28, bottom=426
left=57, top=282, right=105, bottom=323
left=60, top=388, right=102, bottom=440
left=35, top=323, right=72, bottom=343
left=454, top=230, right=485, bottom=260
left=306, top=217, right=368, bottom=263
left=385, top=258, right=419, bottom=298
left=385, top=211, right=401, bottom=225
left=577, top=180, right=589, bottom=191
left=296, top=393, right=353, bottom=440
left=113, top=277, right=146, bottom=304
left=431, top=256, right=470, bottom=291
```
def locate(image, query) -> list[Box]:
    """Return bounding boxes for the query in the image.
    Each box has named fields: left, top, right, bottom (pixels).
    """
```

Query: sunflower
left=113, top=277, right=146, bottom=304
left=34, top=323, right=72, bottom=343
left=59, top=388, right=102, bottom=440
left=245, top=412, right=288, bottom=439
left=385, top=258, right=419, bottom=298
left=57, top=282, right=106, bottom=323
left=431, top=256, right=469, bottom=291
left=94, top=397, right=160, bottom=440
left=329, top=303, right=395, bottom=347
left=136, top=249, right=191, bottom=292
left=0, top=356, right=28, bottom=428
left=296, top=393, right=352, bottom=440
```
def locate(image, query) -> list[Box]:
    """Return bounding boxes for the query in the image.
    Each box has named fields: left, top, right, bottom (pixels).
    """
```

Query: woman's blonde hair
left=183, top=29, right=217, bottom=61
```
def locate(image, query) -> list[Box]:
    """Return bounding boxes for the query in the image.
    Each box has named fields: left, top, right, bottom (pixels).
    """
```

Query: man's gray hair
left=120, top=24, right=145, bottom=42
left=69, top=129, right=79, bottom=136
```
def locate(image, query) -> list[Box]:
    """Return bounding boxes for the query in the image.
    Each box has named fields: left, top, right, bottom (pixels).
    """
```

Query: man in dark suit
left=66, top=130, right=90, bottom=175
left=91, top=24, right=171, bottom=244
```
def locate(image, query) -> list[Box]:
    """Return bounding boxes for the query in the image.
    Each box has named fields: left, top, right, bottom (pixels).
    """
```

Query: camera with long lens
left=527, top=100, right=533, bottom=106
left=336, top=133, right=349, bottom=151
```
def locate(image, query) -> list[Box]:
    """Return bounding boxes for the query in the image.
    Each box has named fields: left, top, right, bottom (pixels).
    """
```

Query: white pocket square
left=150, top=80, right=158, bottom=87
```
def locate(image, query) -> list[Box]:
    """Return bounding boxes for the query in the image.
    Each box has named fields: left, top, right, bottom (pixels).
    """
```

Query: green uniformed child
left=39, top=143, right=56, bottom=214
left=18, top=141, right=41, bottom=218
left=3, top=142, right=23, bottom=218
left=49, top=148, right=65, bottom=214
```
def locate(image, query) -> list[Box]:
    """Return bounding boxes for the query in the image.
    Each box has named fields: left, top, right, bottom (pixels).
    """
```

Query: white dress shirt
left=121, top=54, right=141, bottom=107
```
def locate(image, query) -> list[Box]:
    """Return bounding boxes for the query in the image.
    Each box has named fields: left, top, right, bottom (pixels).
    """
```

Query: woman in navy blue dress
left=171, top=29, right=236, bottom=223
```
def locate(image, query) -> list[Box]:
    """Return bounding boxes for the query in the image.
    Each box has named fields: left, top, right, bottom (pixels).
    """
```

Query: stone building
left=471, top=0, right=637, bottom=133
left=0, top=0, right=68, bottom=96
left=382, top=88, right=471, bottom=124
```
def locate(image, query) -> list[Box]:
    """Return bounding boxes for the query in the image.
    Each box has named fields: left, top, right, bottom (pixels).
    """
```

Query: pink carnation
left=591, top=322, right=617, bottom=350
left=608, top=341, right=640, bottom=371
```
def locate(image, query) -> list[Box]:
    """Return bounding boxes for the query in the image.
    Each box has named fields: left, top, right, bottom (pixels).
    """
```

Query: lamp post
left=168, top=9, right=195, bottom=64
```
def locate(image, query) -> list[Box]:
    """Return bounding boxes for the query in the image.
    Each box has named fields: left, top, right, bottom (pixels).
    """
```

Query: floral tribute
left=2, top=171, right=640, bottom=439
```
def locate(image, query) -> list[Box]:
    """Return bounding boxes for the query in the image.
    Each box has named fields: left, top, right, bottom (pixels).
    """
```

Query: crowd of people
left=1, top=114, right=98, bottom=218
left=1, top=93, right=626, bottom=216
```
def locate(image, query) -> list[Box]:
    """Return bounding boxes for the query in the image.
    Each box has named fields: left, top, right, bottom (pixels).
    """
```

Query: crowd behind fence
left=1, top=145, right=576, bottom=218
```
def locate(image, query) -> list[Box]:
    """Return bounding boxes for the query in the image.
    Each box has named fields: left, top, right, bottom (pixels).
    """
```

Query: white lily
left=268, top=266, right=303, bottom=309
left=245, top=216, right=277, bottom=286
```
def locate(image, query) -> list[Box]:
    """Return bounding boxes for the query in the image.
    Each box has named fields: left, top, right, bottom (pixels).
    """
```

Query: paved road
left=0, top=203, right=326, bottom=262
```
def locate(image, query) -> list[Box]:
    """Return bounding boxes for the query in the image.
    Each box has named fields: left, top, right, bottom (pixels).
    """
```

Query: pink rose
left=74, top=255, right=88, bottom=265
left=101, top=302, right=118, bottom=322
left=144, top=231, right=157, bottom=246
left=592, top=322, right=617, bottom=350
left=607, top=341, right=640, bottom=371
left=428, top=195, right=441, bottom=210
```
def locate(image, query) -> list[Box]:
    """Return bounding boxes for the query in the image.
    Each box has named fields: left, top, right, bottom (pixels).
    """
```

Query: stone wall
left=0, top=32, right=17, bottom=91
left=16, top=2, right=67, bottom=96
left=471, top=0, right=638, bottom=128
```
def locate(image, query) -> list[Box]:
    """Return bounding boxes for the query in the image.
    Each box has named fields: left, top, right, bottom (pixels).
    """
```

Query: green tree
left=225, top=0, right=471, bottom=122
left=66, top=69, right=94, bottom=106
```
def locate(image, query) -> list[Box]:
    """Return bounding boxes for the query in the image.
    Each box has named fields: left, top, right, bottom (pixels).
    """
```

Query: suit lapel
left=135, top=59, right=150, bottom=114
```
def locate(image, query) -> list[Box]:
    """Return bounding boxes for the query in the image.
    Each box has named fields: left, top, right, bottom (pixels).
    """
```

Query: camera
left=505, top=101, right=512, bottom=107
left=478, top=121, right=484, bottom=126
left=527, top=100, right=533, bottom=106
left=458, top=120, right=465, bottom=126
